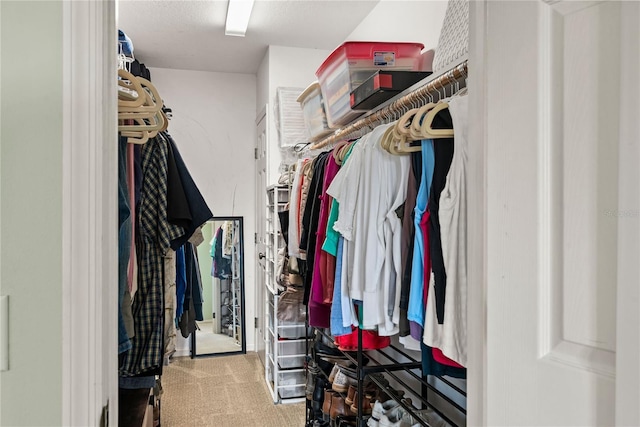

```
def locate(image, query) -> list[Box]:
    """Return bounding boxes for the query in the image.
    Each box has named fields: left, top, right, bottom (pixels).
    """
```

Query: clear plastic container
left=278, top=384, right=305, bottom=399
left=277, top=339, right=306, bottom=356
left=277, top=370, right=305, bottom=386
left=278, top=354, right=305, bottom=369
left=316, top=41, right=425, bottom=127
left=297, top=82, right=334, bottom=142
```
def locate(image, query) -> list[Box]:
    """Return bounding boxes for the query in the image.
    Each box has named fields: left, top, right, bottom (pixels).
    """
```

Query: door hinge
left=254, top=232, right=258, bottom=244
left=254, top=147, right=258, bottom=160
left=254, top=317, right=259, bottom=328
left=100, top=401, right=109, bottom=427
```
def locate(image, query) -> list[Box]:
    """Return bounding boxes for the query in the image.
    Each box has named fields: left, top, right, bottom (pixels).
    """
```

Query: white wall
left=256, top=49, right=270, bottom=118
left=148, top=67, right=258, bottom=351
left=346, top=0, right=448, bottom=50
left=1, top=1, right=64, bottom=425
left=261, top=45, right=331, bottom=184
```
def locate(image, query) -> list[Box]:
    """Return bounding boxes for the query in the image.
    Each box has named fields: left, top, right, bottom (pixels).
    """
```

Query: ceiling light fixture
left=225, top=0, right=255, bottom=37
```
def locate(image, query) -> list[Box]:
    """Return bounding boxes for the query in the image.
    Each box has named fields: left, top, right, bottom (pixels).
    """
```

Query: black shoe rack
left=305, top=323, right=467, bottom=427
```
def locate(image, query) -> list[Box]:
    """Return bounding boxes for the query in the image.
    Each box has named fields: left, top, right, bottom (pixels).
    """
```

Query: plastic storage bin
left=297, top=82, right=334, bottom=142
left=277, top=338, right=306, bottom=356
left=278, top=354, right=305, bottom=369
left=278, top=384, right=305, bottom=399
left=277, top=370, right=305, bottom=386
left=277, top=324, right=309, bottom=339
left=316, top=41, right=425, bottom=128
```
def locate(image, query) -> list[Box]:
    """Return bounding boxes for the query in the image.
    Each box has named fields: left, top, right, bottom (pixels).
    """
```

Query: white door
left=468, top=1, right=640, bottom=425
left=255, top=106, right=268, bottom=366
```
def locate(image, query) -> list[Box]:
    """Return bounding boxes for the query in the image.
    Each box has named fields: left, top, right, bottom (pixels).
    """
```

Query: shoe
left=330, top=393, right=355, bottom=421
left=313, top=377, right=329, bottom=419
left=412, top=407, right=448, bottom=427
left=371, top=399, right=402, bottom=422
left=328, top=363, right=341, bottom=384
left=307, top=361, right=320, bottom=400
left=378, top=407, right=409, bottom=427
left=345, top=385, right=357, bottom=406
left=322, top=390, right=337, bottom=420
left=332, top=369, right=357, bottom=393
left=350, top=392, right=374, bottom=415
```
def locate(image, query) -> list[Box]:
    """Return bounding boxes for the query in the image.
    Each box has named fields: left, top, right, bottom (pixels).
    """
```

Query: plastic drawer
left=278, top=384, right=305, bottom=399
left=277, top=339, right=306, bottom=356
left=278, top=354, right=305, bottom=369
left=277, top=369, right=305, bottom=386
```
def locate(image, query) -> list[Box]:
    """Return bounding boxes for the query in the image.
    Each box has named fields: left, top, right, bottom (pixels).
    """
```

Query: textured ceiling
left=118, top=0, right=380, bottom=74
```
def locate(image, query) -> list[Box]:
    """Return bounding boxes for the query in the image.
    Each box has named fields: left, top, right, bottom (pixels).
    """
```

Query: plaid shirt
left=120, top=135, right=184, bottom=377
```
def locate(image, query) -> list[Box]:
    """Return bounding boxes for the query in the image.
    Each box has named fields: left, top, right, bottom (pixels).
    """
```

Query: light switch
left=1, top=295, right=8, bottom=371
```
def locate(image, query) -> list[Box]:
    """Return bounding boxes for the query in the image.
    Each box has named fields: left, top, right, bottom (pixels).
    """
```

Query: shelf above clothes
left=310, top=58, right=468, bottom=150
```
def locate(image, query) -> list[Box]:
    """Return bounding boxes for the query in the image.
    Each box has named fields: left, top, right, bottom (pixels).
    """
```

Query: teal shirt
left=321, top=143, right=356, bottom=256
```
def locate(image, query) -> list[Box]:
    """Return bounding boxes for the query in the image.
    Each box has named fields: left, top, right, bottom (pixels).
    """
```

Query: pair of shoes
left=367, top=399, right=414, bottom=427
left=323, top=390, right=356, bottom=422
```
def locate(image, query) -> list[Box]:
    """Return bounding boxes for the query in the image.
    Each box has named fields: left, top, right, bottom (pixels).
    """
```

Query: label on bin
left=374, top=51, right=396, bottom=66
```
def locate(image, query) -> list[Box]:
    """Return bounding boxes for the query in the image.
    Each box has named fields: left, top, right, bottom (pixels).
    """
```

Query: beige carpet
left=160, top=353, right=305, bottom=427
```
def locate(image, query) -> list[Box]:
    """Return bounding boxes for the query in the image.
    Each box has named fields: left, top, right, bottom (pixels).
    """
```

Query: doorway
left=190, top=217, right=247, bottom=357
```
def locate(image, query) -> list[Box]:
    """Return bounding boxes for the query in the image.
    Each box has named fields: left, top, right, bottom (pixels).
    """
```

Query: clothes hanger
left=420, top=102, right=454, bottom=138
left=118, top=81, right=162, bottom=115
left=381, top=123, right=399, bottom=154
left=337, top=139, right=354, bottom=162
left=419, top=79, right=454, bottom=138
left=120, top=129, right=151, bottom=145
left=332, top=140, right=350, bottom=164
left=117, top=69, right=146, bottom=108
left=119, top=110, right=165, bottom=132
left=410, top=87, right=437, bottom=140
left=394, top=107, right=421, bottom=140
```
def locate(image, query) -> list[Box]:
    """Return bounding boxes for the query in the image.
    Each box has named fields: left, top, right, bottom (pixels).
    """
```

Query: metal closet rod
left=309, top=60, right=469, bottom=150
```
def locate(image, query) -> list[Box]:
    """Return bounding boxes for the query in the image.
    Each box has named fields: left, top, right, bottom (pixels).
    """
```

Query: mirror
left=191, top=217, right=246, bottom=357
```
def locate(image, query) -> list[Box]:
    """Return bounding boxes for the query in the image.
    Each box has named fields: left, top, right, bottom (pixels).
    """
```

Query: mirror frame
left=190, top=216, right=247, bottom=358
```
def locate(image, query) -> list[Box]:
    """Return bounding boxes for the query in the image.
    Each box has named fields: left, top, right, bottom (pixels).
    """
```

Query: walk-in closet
left=2, top=1, right=639, bottom=427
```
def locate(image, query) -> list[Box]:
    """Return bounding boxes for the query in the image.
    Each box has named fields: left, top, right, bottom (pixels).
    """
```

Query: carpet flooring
left=160, top=353, right=305, bottom=427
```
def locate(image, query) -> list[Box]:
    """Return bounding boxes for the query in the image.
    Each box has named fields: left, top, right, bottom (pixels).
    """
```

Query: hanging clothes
left=407, top=140, right=435, bottom=340
left=164, top=133, right=214, bottom=251
left=302, top=152, right=332, bottom=327
left=120, top=135, right=185, bottom=377
left=118, top=135, right=133, bottom=355
left=423, top=94, right=469, bottom=367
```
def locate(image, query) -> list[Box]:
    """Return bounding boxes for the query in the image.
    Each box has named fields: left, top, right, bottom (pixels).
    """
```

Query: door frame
left=62, top=0, right=118, bottom=426
left=466, top=1, right=488, bottom=425
left=254, top=106, right=268, bottom=363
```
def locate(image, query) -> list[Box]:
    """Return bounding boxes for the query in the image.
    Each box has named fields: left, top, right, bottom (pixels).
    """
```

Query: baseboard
left=173, top=349, right=190, bottom=358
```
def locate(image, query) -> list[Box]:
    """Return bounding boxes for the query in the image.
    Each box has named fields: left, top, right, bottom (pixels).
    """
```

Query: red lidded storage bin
left=315, top=41, right=425, bottom=128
